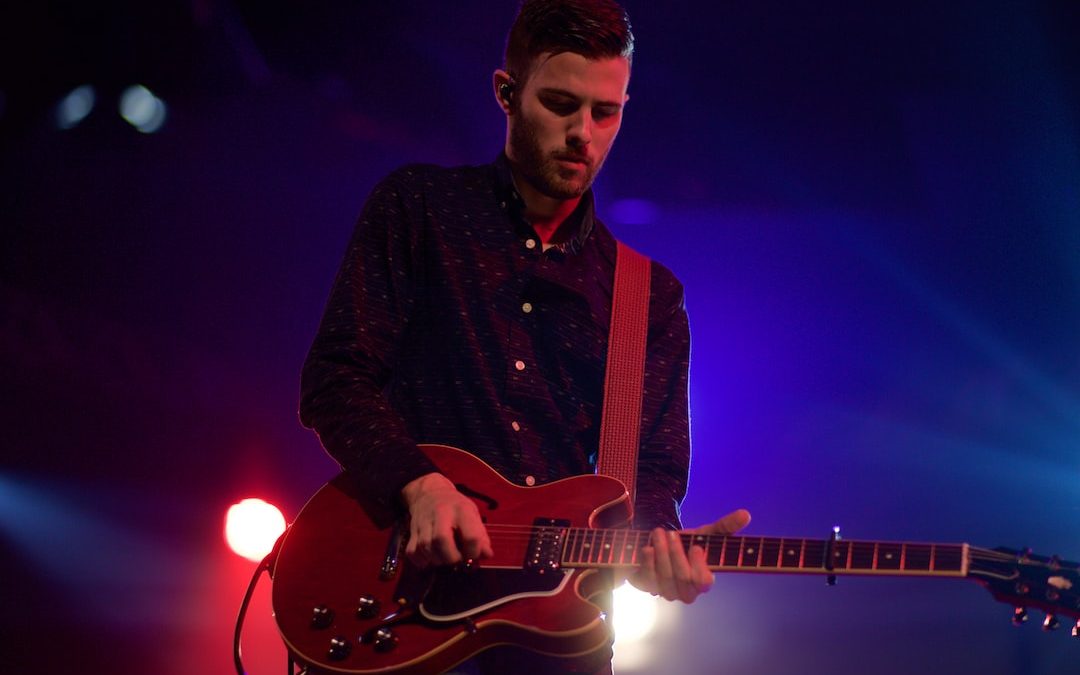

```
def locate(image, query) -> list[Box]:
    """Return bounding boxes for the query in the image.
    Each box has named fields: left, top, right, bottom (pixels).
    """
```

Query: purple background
left=2, top=2, right=1078, bottom=673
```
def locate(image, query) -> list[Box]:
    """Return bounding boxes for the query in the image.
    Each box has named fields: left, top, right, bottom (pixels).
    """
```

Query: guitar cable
left=234, top=533, right=290, bottom=675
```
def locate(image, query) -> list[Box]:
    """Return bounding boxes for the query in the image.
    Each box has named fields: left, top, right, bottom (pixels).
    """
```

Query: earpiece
left=499, top=81, right=514, bottom=104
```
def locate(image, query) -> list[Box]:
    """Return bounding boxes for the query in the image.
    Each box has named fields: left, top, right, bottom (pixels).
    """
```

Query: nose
left=567, top=109, right=592, bottom=149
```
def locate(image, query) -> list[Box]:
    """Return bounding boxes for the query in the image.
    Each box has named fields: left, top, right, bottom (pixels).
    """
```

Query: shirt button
left=524, top=475, right=536, bottom=486
left=514, top=360, right=526, bottom=371
left=525, top=238, right=537, bottom=250
left=500, top=201, right=507, bottom=208
left=511, top=421, right=521, bottom=432
left=521, top=302, right=533, bottom=314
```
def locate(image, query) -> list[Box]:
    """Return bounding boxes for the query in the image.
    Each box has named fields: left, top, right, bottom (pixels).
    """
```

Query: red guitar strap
left=595, top=241, right=651, bottom=509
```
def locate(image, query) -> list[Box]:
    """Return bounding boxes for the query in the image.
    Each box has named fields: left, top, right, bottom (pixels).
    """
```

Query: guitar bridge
left=525, top=518, right=570, bottom=573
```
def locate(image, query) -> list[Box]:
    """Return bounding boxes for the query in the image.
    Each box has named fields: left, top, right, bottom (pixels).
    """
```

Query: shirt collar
left=493, top=153, right=595, bottom=255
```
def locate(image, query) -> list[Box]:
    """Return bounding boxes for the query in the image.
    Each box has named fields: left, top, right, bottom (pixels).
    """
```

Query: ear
left=493, top=69, right=514, bottom=115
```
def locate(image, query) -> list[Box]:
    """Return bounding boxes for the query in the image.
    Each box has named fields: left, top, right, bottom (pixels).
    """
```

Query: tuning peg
left=1042, top=614, right=1060, bottom=631
left=1012, top=607, right=1028, bottom=626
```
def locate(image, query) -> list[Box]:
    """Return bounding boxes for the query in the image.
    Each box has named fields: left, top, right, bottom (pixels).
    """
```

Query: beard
left=509, top=113, right=605, bottom=200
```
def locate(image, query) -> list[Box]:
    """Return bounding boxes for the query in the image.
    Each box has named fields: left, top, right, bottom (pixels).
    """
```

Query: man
left=299, top=0, right=749, bottom=671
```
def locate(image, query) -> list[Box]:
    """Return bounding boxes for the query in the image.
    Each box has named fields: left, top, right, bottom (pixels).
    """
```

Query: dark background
left=2, top=1, right=1078, bottom=673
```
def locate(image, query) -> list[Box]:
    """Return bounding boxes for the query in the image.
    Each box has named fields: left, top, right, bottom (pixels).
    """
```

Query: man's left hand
left=627, top=509, right=751, bottom=603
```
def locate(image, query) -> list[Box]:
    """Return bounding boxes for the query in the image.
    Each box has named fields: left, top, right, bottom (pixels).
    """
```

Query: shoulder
left=647, top=258, right=685, bottom=309
left=590, top=219, right=686, bottom=313
left=375, top=162, right=491, bottom=195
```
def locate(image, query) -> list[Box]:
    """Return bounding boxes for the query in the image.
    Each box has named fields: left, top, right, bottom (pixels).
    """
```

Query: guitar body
left=271, top=444, right=632, bottom=674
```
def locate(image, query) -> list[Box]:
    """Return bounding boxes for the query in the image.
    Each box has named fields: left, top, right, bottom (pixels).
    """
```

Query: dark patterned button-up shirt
left=299, top=154, right=691, bottom=530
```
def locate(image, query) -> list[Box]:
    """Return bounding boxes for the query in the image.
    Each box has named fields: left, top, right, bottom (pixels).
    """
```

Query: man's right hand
left=400, top=472, right=494, bottom=568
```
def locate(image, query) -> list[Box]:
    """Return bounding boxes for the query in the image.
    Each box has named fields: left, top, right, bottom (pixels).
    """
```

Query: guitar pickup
left=524, top=518, right=570, bottom=573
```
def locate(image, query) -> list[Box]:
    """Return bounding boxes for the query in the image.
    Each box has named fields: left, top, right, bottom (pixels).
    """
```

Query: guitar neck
left=560, top=528, right=971, bottom=578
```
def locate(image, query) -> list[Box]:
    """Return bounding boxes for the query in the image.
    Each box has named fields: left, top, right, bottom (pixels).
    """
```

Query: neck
left=508, top=164, right=582, bottom=246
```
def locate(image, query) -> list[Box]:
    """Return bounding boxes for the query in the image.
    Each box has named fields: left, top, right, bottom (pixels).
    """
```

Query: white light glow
left=612, top=582, right=661, bottom=642
left=224, top=498, right=286, bottom=562
left=119, top=84, right=167, bottom=133
left=57, top=85, right=96, bottom=129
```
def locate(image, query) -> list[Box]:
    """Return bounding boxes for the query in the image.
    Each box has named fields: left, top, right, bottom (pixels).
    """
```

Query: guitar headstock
left=968, top=546, right=1080, bottom=635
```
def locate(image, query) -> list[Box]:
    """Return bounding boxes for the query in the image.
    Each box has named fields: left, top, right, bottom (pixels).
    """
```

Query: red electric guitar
left=270, top=444, right=1080, bottom=674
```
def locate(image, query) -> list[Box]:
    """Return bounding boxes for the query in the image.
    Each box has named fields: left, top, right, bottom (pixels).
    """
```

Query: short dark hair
left=504, top=0, right=634, bottom=84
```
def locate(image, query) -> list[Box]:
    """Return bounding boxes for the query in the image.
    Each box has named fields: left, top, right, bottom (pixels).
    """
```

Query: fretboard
left=560, top=529, right=969, bottom=578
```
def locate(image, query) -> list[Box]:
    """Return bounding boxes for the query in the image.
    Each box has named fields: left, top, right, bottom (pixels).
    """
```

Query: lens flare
left=119, top=84, right=167, bottom=133
left=612, top=581, right=660, bottom=642
left=224, top=498, right=286, bottom=562
left=57, top=85, right=96, bottom=129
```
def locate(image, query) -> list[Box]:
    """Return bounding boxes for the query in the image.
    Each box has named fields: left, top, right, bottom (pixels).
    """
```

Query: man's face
left=508, top=52, right=630, bottom=200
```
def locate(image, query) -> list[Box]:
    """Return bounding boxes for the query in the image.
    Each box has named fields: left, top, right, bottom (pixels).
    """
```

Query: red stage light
left=225, top=498, right=286, bottom=562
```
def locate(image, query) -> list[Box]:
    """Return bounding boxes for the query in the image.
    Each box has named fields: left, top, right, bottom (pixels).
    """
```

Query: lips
left=555, top=155, right=589, bottom=168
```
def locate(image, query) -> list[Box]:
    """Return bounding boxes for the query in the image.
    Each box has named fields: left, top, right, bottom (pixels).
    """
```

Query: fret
left=850, top=541, right=875, bottom=570
left=608, top=529, right=620, bottom=565
left=616, top=530, right=628, bottom=564
left=566, top=531, right=971, bottom=576
left=780, top=538, right=802, bottom=569
left=706, top=535, right=724, bottom=566
left=575, top=528, right=590, bottom=565
left=577, top=528, right=591, bottom=564
left=830, top=540, right=852, bottom=570
left=564, top=528, right=581, bottom=564
left=742, top=536, right=762, bottom=567
left=804, top=539, right=827, bottom=570
left=723, top=536, right=742, bottom=568
left=580, top=528, right=596, bottom=564
left=678, top=533, right=690, bottom=558
left=877, top=543, right=902, bottom=570
left=761, top=537, right=782, bottom=567
left=628, top=531, right=643, bottom=566
left=617, top=529, right=633, bottom=565
left=690, top=533, right=709, bottom=559
left=600, top=529, right=614, bottom=564
left=932, top=545, right=964, bottom=573
left=904, top=544, right=932, bottom=572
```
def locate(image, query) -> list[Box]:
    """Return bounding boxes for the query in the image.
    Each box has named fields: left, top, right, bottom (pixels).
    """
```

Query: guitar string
left=481, top=526, right=1047, bottom=564
left=464, top=528, right=1072, bottom=571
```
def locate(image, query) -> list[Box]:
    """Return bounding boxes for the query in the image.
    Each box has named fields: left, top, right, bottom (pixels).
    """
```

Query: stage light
left=225, top=498, right=286, bottom=563
left=119, top=84, right=167, bottom=133
left=56, top=85, right=96, bottom=129
left=612, top=581, right=660, bottom=642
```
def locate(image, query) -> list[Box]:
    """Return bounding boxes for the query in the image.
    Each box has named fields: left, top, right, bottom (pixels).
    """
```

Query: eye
left=593, top=105, right=620, bottom=122
left=539, top=95, right=579, bottom=116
